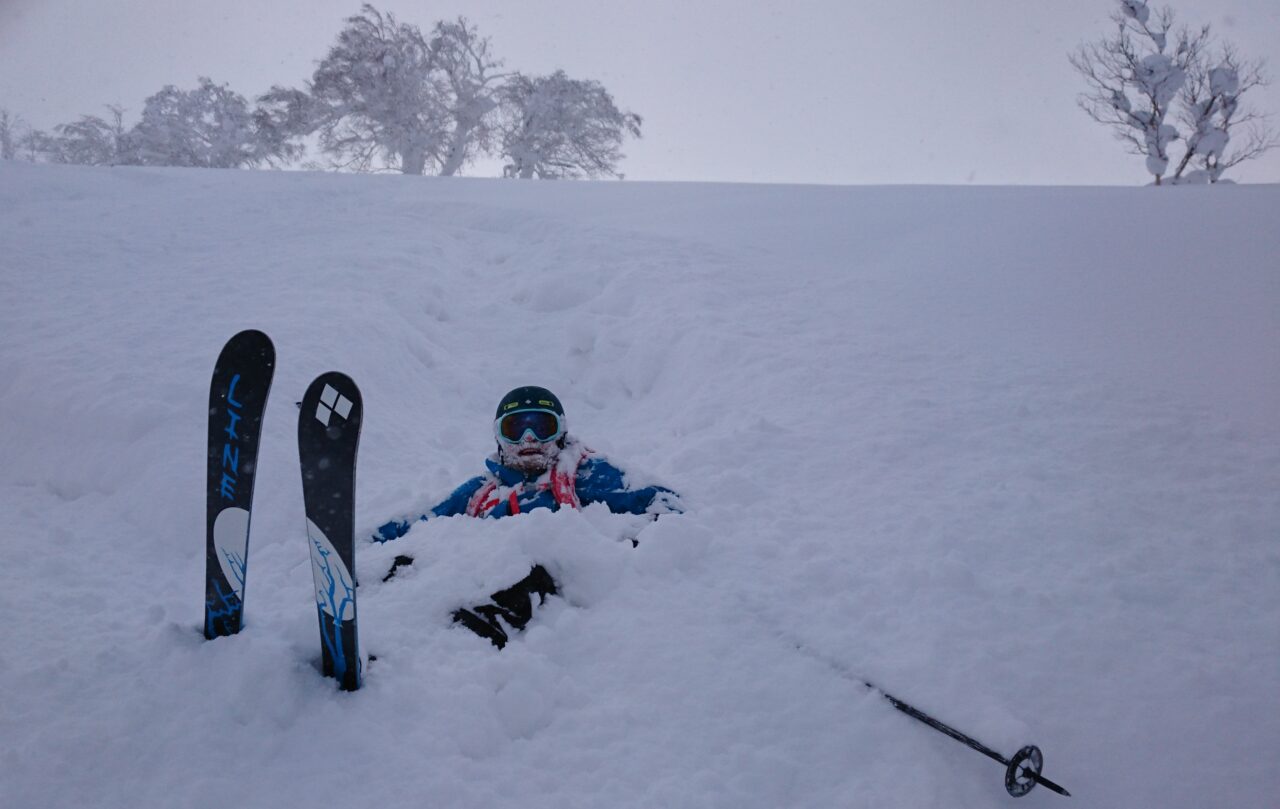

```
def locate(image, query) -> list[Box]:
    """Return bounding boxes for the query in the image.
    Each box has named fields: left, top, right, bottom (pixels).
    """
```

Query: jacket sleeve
left=430, top=476, right=488, bottom=518
left=576, top=458, right=683, bottom=516
left=372, top=475, right=487, bottom=542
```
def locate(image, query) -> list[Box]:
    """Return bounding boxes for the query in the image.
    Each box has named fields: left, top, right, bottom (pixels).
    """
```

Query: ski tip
left=213, top=329, right=276, bottom=376
left=1037, top=774, right=1071, bottom=798
left=299, top=371, right=363, bottom=437
left=222, top=328, right=274, bottom=354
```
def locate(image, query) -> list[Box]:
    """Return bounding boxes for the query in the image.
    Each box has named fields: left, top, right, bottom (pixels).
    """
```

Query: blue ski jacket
left=374, top=440, right=680, bottom=542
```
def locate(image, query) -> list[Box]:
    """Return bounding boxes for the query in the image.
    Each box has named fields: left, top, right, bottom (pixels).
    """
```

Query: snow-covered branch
left=1070, top=0, right=1276, bottom=184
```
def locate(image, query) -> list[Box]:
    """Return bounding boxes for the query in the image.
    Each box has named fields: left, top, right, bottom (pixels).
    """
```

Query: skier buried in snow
left=374, top=385, right=681, bottom=648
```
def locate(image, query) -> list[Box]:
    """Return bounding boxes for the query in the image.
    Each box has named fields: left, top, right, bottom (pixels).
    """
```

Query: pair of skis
left=203, top=329, right=363, bottom=691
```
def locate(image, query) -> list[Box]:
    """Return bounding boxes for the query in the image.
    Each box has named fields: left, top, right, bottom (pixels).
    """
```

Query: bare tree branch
left=1070, top=0, right=1276, bottom=183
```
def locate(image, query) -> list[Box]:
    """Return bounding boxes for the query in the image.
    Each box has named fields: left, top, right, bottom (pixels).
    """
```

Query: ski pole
left=871, top=683, right=1071, bottom=798
left=767, top=622, right=1072, bottom=798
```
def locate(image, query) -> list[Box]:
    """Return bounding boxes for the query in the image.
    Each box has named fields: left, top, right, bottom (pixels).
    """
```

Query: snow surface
left=1, top=161, right=1278, bottom=808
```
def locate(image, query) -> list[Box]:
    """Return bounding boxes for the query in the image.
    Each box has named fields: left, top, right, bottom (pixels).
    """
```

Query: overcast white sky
left=1, top=0, right=1277, bottom=185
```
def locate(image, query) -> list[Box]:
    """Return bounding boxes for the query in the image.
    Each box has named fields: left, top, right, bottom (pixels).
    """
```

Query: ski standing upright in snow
left=298, top=372, right=364, bottom=691
left=204, top=329, right=276, bottom=639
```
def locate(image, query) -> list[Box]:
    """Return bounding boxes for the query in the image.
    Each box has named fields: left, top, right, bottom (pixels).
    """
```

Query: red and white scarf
left=465, top=439, right=590, bottom=518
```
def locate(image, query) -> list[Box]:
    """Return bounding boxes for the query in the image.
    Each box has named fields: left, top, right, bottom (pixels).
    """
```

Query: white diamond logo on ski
left=212, top=507, right=251, bottom=599
left=307, top=518, right=355, bottom=622
left=315, top=383, right=353, bottom=427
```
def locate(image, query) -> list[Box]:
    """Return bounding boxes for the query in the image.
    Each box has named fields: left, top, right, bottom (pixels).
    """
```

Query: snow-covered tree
left=34, top=106, right=133, bottom=165
left=260, top=4, right=438, bottom=174
left=24, top=81, right=301, bottom=169
left=1070, top=1, right=1206, bottom=184
left=1, top=108, right=28, bottom=160
left=252, top=89, right=312, bottom=169
left=1070, top=0, right=1276, bottom=184
left=130, top=78, right=297, bottom=169
left=498, top=70, right=642, bottom=179
left=260, top=5, right=505, bottom=175
left=427, top=18, right=505, bottom=176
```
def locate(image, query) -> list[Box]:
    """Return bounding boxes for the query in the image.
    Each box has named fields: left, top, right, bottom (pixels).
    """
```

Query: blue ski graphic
left=298, top=371, right=363, bottom=691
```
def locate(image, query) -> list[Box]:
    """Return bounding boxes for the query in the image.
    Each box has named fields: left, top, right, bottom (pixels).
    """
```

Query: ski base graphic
left=205, top=329, right=275, bottom=640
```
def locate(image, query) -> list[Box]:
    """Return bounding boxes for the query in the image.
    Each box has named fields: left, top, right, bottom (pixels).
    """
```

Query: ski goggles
left=496, top=409, right=564, bottom=444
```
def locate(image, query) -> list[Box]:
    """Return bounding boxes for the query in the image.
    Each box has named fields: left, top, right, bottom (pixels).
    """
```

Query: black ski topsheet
left=298, top=372, right=363, bottom=691
left=205, top=329, right=275, bottom=640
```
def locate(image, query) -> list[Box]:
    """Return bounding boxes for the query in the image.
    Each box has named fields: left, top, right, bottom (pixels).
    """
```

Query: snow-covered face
left=498, top=433, right=561, bottom=475
left=495, top=407, right=565, bottom=475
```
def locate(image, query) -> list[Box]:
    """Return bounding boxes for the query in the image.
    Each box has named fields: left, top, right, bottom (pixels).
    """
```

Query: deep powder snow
left=1, top=162, right=1277, bottom=808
